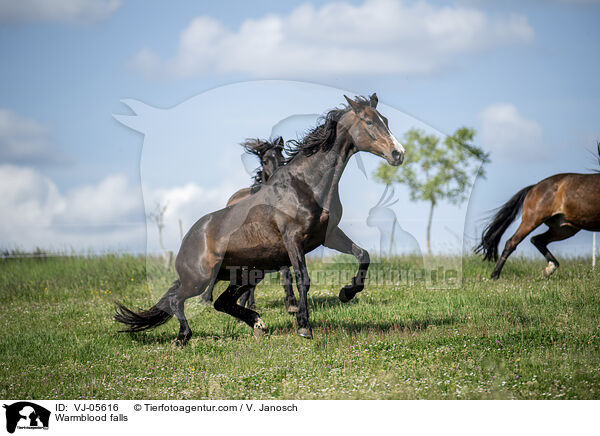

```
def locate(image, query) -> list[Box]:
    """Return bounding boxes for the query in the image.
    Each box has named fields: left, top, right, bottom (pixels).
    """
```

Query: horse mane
left=243, top=138, right=279, bottom=158
left=241, top=138, right=283, bottom=189
left=284, top=95, right=371, bottom=164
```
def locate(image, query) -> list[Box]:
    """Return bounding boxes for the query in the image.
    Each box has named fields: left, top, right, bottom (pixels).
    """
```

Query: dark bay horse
left=224, top=136, right=298, bottom=313
left=226, top=136, right=285, bottom=207
left=115, top=93, right=405, bottom=343
left=476, top=165, right=600, bottom=279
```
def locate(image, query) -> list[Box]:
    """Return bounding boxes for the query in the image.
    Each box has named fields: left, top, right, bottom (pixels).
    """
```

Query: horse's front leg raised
left=324, top=226, right=370, bottom=303
left=282, top=234, right=312, bottom=338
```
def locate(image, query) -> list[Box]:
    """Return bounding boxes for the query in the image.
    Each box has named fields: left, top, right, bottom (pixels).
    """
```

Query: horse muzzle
left=387, top=149, right=404, bottom=166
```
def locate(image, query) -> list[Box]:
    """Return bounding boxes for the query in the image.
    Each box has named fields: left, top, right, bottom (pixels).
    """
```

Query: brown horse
left=476, top=161, right=600, bottom=279
left=225, top=136, right=298, bottom=313
left=115, top=93, right=404, bottom=343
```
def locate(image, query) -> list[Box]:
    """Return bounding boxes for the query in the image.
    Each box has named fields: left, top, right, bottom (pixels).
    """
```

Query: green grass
left=0, top=254, right=599, bottom=399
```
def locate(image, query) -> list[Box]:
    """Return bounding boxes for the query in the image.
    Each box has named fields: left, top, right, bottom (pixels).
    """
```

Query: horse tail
left=114, top=280, right=180, bottom=332
left=475, top=185, right=534, bottom=262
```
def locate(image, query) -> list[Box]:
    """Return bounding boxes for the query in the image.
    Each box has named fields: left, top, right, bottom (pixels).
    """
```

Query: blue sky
left=0, top=0, right=599, bottom=259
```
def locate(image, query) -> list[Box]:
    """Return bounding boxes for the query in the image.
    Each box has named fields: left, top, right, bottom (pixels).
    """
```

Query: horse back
left=226, top=187, right=252, bottom=207
left=525, top=173, right=600, bottom=230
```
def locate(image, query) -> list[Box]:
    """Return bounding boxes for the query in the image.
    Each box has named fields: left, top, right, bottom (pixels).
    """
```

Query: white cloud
left=147, top=181, right=241, bottom=251
left=57, top=174, right=142, bottom=226
left=0, top=0, right=122, bottom=24
left=480, top=103, right=543, bottom=160
left=0, top=164, right=239, bottom=253
left=0, top=109, right=66, bottom=165
left=0, top=165, right=64, bottom=230
left=0, top=165, right=144, bottom=252
left=130, top=0, right=534, bottom=78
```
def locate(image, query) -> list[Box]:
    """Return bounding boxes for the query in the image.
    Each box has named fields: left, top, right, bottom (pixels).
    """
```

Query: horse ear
left=370, top=93, right=378, bottom=108
left=274, top=136, right=284, bottom=147
left=344, top=95, right=361, bottom=113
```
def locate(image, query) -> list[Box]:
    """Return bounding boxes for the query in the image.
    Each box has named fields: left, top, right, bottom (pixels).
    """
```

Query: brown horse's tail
left=475, top=185, right=533, bottom=261
left=114, top=280, right=179, bottom=332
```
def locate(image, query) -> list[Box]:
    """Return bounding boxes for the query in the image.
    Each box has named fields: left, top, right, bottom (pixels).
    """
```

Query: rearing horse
left=115, top=93, right=404, bottom=343
left=476, top=149, right=600, bottom=279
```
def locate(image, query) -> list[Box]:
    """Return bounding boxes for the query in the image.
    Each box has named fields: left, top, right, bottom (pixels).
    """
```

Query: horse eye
left=365, top=120, right=373, bottom=126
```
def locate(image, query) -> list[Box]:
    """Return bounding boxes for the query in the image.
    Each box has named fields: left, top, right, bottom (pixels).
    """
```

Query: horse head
left=338, top=93, right=405, bottom=166
left=242, top=136, right=285, bottom=182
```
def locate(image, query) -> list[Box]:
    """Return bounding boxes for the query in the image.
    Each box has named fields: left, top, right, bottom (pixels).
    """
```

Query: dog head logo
left=3, top=402, right=50, bottom=433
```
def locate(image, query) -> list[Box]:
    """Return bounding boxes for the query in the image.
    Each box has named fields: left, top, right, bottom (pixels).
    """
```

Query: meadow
left=0, top=253, right=599, bottom=399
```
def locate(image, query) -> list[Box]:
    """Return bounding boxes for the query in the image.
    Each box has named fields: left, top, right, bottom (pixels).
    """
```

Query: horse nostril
left=390, top=150, right=404, bottom=165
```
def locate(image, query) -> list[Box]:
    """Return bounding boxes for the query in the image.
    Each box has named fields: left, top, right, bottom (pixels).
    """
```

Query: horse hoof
left=297, top=328, right=313, bottom=339
left=175, top=334, right=191, bottom=346
left=490, top=274, right=499, bottom=281
left=339, top=287, right=355, bottom=303
left=253, top=318, right=266, bottom=337
left=286, top=305, right=298, bottom=314
left=542, top=262, right=557, bottom=278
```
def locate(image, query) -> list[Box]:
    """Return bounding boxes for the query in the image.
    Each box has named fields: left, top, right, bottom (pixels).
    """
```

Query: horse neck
left=290, top=132, right=356, bottom=209
left=261, top=154, right=284, bottom=182
left=261, top=170, right=270, bottom=183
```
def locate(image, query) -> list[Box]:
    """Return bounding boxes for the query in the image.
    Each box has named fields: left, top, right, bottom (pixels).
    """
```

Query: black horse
left=224, top=136, right=298, bottom=313
left=115, top=93, right=404, bottom=343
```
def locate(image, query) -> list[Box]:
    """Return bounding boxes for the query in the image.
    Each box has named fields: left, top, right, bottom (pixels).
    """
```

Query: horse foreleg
left=531, top=223, right=579, bottom=278
left=324, top=226, right=370, bottom=303
left=282, top=235, right=312, bottom=338
left=281, top=267, right=298, bottom=313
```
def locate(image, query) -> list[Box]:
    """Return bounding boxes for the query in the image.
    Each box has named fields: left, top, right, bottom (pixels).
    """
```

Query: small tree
left=375, top=127, right=490, bottom=255
left=148, top=202, right=173, bottom=268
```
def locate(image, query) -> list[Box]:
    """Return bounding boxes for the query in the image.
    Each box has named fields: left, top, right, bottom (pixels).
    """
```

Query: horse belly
left=223, top=247, right=288, bottom=265
left=220, top=221, right=290, bottom=269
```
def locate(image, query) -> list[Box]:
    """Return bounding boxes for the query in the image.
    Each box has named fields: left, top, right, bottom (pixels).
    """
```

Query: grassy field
left=0, top=253, right=599, bottom=399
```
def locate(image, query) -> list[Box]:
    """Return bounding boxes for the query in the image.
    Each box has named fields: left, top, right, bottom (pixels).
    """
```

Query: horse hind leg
left=531, top=221, right=579, bottom=278
left=166, top=254, right=221, bottom=344
left=115, top=274, right=214, bottom=345
left=214, top=277, right=267, bottom=337
left=237, top=288, right=250, bottom=308
left=491, top=213, right=543, bottom=280
left=239, top=269, right=296, bottom=314
left=162, top=276, right=216, bottom=344
left=237, top=286, right=256, bottom=310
